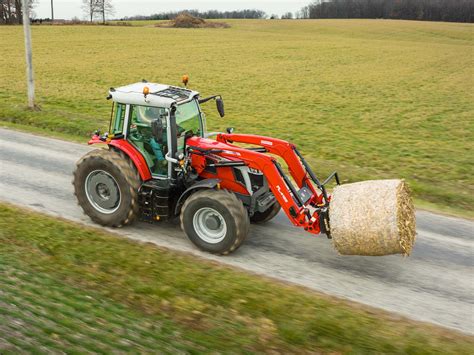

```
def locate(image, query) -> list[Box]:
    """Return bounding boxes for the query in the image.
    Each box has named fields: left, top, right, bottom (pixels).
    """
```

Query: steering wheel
left=128, top=127, right=144, bottom=142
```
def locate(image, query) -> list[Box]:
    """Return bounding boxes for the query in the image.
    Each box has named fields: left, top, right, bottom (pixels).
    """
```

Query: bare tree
left=82, top=0, right=114, bottom=23
left=82, top=0, right=98, bottom=22
left=97, top=0, right=114, bottom=24
left=0, top=0, right=35, bottom=24
left=301, top=5, right=311, bottom=18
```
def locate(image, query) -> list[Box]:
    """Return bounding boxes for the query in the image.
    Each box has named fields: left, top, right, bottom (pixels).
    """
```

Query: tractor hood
left=109, top=82, right=199, bottom=108
left=187, top=136, right=241, bottom=155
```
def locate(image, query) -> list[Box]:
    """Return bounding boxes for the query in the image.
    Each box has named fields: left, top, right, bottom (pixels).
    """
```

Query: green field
left=1, top=203, right=473, bottom=353
left=0, top=20, right=472, bottom=214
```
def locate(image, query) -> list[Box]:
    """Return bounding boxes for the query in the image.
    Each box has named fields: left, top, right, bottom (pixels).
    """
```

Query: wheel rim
left=85, top=170, right=121, bottom=214
left=192, top=207, right=227, bottom=244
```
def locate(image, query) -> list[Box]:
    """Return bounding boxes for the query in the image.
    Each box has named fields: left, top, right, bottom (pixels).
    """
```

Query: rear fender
left=175, top=179, right=221, bottom=215
left=88, top=136, right=152, bottom=181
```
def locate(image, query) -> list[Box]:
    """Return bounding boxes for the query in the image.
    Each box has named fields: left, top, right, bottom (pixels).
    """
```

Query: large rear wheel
left=180, top=189, right=250, bottom=255
left=73, top=149, right=141, bottom=227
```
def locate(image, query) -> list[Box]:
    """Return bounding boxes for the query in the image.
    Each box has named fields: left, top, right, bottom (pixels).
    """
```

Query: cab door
left=127, top=104, right=170, bottom=178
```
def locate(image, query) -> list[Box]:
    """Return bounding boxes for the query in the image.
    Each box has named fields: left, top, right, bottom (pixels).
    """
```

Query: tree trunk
left=15, top=0, right=22, bottom=24
left=7, top=0, right=13, bottom=24
left=0, top=2, right=5, bottom=24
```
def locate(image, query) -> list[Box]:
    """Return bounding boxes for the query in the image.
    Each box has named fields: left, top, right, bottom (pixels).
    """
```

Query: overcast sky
left=34, top=0, right=310, bottom=20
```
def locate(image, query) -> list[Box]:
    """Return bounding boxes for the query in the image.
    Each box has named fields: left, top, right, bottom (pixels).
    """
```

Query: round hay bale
left=329, top=179, right=416, bottom=256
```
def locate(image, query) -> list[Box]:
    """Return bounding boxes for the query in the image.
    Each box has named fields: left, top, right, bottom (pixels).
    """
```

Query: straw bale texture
left=329, top=179, right=416, bottom=256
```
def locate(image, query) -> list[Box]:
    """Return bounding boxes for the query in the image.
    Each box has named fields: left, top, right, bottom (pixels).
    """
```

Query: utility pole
left=51, top=0, right=54, bottom=22
left=22, top=0, right=35, bottom=109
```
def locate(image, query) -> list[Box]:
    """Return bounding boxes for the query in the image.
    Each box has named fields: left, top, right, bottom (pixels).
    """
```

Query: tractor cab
left=105, top=81, right=215, bottom=178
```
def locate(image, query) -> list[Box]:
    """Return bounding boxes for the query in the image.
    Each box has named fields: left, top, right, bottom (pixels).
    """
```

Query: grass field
left=1, top=203, right=473, bottom=353
left=0, top=19, right=472, bottom=214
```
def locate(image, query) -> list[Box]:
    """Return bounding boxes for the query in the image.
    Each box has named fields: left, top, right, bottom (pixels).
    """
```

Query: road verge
left=1, top=203, right=472, bottom=353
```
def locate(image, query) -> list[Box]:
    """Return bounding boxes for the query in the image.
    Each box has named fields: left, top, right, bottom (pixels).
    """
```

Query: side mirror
left=216, top=97, right=225, bottom=118
left=151, top=118, right=163, bottom=143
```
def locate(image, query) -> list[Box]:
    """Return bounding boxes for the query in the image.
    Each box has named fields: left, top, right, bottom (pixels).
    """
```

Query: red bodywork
left=88, top=135, right=152, bottom=181
left=187, top=134, right=325, bottom=234
left=89, top=133, right=326, bottom=235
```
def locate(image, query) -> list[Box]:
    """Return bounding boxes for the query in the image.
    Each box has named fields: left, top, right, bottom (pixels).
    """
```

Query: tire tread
left=180, top=189, right=249, bottom=255
left=73, top=148, right=141, bottom=227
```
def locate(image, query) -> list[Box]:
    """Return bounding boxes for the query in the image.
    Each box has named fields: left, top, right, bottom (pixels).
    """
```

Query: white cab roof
left=109, top=82, right=199, bottom=108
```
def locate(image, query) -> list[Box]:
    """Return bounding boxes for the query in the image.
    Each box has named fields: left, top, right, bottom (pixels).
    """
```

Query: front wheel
left=180, top=189, right=250, bottom=255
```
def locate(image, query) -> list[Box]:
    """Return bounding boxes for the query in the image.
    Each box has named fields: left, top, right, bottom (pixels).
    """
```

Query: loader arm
left=217, top=133, right=322, bottom=196
left=188, top=135, right=334, bottom=235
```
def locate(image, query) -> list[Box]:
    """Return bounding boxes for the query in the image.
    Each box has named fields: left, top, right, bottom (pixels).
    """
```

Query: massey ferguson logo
left=276, top=185, right=288, bottom=203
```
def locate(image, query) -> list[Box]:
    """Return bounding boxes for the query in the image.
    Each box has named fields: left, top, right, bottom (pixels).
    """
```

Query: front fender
left=175, top=179, right=221, bottom=215
left=88, top=136, right=152, bottom=181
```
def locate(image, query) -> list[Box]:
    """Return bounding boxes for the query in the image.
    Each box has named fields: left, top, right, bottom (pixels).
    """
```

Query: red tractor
left=74, top=80, right=339, bottom=254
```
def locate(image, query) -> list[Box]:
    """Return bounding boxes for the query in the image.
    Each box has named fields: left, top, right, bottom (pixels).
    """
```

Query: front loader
left=73, top=79, right=414, bottom=256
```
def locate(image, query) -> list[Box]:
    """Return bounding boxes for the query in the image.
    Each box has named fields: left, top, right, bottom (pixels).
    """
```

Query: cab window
left=128, top=105, right=169, bottom=177
left=112, top=103, right=126, bottom=135
left=130, top=106, right=167, bottom=128
left=176, top=100, right=202, bottom=152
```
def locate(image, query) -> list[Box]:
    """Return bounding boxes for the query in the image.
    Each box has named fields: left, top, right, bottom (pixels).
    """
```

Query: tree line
left=0, top=0, right=114, bottom=24
left=3, top=0, right=472, bottom=24
left=298, top=0, right=473, bottom=23
left=122, top=9, right=267, bottom=21
left=0, top=0, right=35, bottom=24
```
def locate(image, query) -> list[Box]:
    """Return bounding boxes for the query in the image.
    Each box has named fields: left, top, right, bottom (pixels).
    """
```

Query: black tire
left=73, top=148, right=141, bottom=227
left=180, top=189, right=250, bottom=255
left=250, top=202, right=281, bottom=224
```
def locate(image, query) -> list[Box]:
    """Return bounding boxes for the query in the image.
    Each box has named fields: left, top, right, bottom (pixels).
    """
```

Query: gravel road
left=0, top=127, right=472, bottom=334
